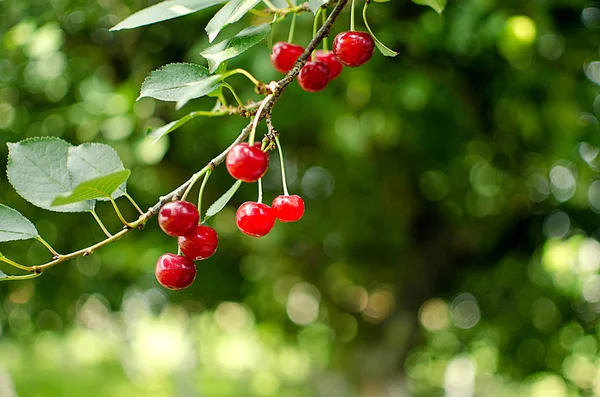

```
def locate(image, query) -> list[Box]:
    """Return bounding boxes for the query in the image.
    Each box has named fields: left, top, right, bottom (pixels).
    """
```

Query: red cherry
left=271, top=42, right=305, bottom=73
left=226, top=142, right=269, bottom=183
left=272, top=195, right=305, bottom=223
left=298, top=61, right=330, bottom=92
left=236, top=202, right=276, bottom=237
left=332, top=31, right=375, bottom=67
left=158, top=201, right=199, bottom=236
left=315, top=50, right=343, bottom=80
left=155, top=253, right=197, bottom=290
left=178, top=225, right=219, bottom=260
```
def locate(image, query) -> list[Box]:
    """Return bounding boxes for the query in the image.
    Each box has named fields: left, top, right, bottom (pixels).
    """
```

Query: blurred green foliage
left=1, top=0, right=600, bottom=395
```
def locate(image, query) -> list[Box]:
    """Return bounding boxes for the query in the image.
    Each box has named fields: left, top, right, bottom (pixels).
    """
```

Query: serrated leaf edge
left=137, top=62, right=212, bottom=101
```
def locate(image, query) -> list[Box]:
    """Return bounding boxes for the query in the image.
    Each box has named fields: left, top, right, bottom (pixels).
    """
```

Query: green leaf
left=67, top=143, right=127, bottom=200
left=147, top=120, right=182, bottom=143
left=201, top=24, right=271, bottom=73
left=412, top=0, right=446, bottom=14
left=207, top=86, right=223, bottom=98
left=175, top=74, right=224, bottom=110
left=0, top=270, right=6, bottom=280
left=110, top=0, right=227, bottom=31
left=139, top=63, right=223, bottom=105
left=309, top=0, right=328, bottom=14
left=363, top=2, right=399, bottom=57
left=205, top=179, right=242, bottom=218
left=205, top=0, right=262, bottom=42
left=0, top=204, right=39, bottom=242
left=7, top=137, right=94, bottom=212
left=51, top=170, right=131, bottom=207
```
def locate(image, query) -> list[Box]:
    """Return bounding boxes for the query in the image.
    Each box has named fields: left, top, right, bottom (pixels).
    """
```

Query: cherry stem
left=197, top=169, right=212, bottom=221
left=350, top=0, right=356, bottom=31
left=312, top=8, right=323, bottom=61
left=274, top=135, right=290, bottom=196
left=0, top=255, right=33, bottom=272
left=110, top=199, right=134, bottom=228
left=222, top=68, right=261, bottom=87
left=288, top=12, right=297, bottom=43
left=90, top=209, right=113, bottom=238
left=322, top=10, right=328, bottom=51
left=181, top=167, right=211, bottom=202
left=124, top=193, right=144, bottom=215
left=35, top=236, right=60, bottom=257
left=222, top=83, right=245, bottom=108
left=258, top=178, right=264, bottom=204
left=249, top=95, right=272, bottom=145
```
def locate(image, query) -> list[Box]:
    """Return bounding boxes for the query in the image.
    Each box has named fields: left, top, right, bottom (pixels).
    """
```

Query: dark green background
left=1, top=0, right=600, bottom=395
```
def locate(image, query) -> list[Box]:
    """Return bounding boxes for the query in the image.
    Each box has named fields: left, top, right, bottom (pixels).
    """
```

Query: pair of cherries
left=226, top=142, right=305, bottom=236
left=155, top=201, right=218, bottom=290
left=270, top=31, right=376, bottom=92
left=236, top=195, right=305, bottom=237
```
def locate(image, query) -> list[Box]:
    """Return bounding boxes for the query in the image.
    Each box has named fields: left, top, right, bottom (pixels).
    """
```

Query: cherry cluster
left=271, top=31, right=375, bottom=92
left=155, top=201, right=217, bottom=290
left=226, top=142, right=305, bottom=236
left=154, top=141, right=304, bottom=290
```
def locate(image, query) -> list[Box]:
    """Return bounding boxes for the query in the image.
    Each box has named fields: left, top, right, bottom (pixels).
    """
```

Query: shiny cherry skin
left=158, top=201, right=200, bottom=236
left=178, top=225, right=219, bottom=261
left=332, top=31, right=375, bottom=67
left=272, top=195, right=305, bottom=223
left=271, top=42, right=304, bottom=73
left=236, top=202, right=276, bottom=237
left=298, top=61, right=330, bottom=92
left=226, top=142, right=269, bottom=182
left=155, top=253, right=197, bottom=290
left=315, top=50, right=343, bottom=80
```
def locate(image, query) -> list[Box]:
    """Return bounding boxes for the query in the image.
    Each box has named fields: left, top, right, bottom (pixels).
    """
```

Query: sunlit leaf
left=205, top=0, right=262, bottom=42
left=175, top=74, right=224, bottom=109
left=201, top=24, right=271, bottom=73
left=110, top=0, right=227, bottom=31
left=68, top=143, right=127, bottom=200
left=412, top=0, right=446, bottom=14
left=52, top=170, right=131, bottom=207
left=0, top=204, right=39, bottom=243
left=7, top=137, right=93, bottom=212
left=139, top=63, right=224, bottom=106
left=309, top=0, right=328, bottom=14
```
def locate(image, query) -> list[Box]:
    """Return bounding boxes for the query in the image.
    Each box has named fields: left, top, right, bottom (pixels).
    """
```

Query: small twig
left=0, top=273, right=42, bottom=282
left=0, top=256, right=33, bottom=272
left=263, top=2, right=312, bottom=16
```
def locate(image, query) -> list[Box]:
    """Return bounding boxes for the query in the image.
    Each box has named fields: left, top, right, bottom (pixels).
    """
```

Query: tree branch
left=1, top=0, right=349, bottom=280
